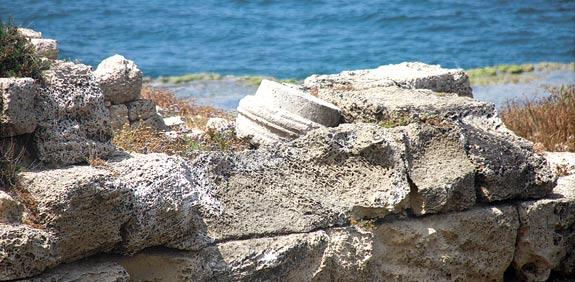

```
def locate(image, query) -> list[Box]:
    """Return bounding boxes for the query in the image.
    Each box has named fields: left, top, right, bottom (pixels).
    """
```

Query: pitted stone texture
left=0, top=191, right=23, bottom=223
left=513, top=175, right=575, bottom=281
left=120, top=205, right=519, bottom=282
left=0, top=224, right=57, bottom=281
left=236, top=79, right=341, bottom=145
left=108, top=104, right=129, bottom=131
left=94, top=55, right=143, bottom=105
left=462, top=118, right=556, bottom=202
left=193, top=123, right=411, bottom=241
left=29, top=39, right=58, bottom=60
left=304, top=62, right=473, bottom=97
left=16, top=260, right=130, bottom=282
left=313, top=227, right=375, bottom=282
left=34, top=60, right=114, bottom=166
left=314, top=85, right=556, bottom=203
left=1, top=78, right=38, bottom=137
left=14, top=152, right=222, bottom=270
left=403, top=124, right=476, bottom=215
left=314, top=86, right=490, bottom=124
left=126, top=99, right=156, bottom=122
left=358, top=205, right=517, bottom=282
left=17, top=28, right=42, bottom=39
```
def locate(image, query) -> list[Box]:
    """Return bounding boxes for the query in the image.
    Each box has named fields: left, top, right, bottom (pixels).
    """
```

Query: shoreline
left=146, top=62, right=575, bottom=111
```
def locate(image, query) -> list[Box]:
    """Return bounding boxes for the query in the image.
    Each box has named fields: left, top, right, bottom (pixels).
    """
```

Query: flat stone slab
left=304, top=62, right=473, bottom=98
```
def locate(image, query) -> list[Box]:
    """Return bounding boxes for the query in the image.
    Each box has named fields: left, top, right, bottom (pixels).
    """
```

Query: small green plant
left=0, top=18, right=49, bottom=79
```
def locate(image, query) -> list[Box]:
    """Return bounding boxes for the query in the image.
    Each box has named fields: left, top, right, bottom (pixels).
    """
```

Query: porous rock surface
left=306, top=83, right=555, bottom=203
left=304, top=62, right=473, bottom=98
left=29, top=39, right=58, bottom=60
left=3, top=61, right=572, bottom=282
left=0, top=78, right=38, bottom=137
left=513, top=175, right=575, bottom=281
left=34, top=60, right=114, bottom=165
left=94, top=55, right=143, bottom=105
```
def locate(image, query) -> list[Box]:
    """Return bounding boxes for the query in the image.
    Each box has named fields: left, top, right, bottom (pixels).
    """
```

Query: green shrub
left=0, top=18, right=49, bottom=79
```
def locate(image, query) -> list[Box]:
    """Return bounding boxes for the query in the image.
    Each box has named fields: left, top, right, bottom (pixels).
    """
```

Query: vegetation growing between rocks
left=113, top=86, right=248, bottom=158
left=0, top=18, right=49, bottom=79
left=501, top=84, right=575, bottom=152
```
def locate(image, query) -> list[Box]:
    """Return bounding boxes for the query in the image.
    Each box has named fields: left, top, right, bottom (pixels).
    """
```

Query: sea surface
left=2, top=0, right=575, bottom=79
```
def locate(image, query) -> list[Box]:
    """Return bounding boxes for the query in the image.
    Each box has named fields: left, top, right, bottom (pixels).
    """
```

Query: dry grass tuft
left=501, top=84, right=575, bottom=152
left=140, top=85, right=231, bottom=130
left=115, top=86, right=249, bottom=158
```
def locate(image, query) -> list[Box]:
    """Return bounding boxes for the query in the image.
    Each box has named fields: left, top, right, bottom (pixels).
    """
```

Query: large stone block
left=513, top=175, right=575, bottom=281
left=29, top=38, right=58, bottom=60
left=34, top=60, right=114, bottom=165
left=310, top=85, right=556, bottom=203
left=94, top=55, right=143, bottom=105
left=236, top=79, right=341, bottom=145
left=304, top=62, right=473, bottom=98
left=0, top=224, right=57, bottom=281
left=1, top=78, right=38, bottom=137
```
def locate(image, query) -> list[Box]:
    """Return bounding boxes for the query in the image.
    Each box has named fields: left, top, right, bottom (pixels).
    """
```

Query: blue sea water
left=2, top=0, right=574, bottom=79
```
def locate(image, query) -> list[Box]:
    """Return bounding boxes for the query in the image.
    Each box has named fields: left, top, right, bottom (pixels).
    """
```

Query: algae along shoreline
left=149, top=62, right=575, bottom=110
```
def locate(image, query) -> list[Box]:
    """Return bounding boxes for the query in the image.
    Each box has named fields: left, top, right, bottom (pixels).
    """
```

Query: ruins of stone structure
left=1, top=29, right=574, bottom=282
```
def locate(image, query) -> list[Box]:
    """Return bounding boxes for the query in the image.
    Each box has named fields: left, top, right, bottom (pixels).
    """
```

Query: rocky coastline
left=1, top=28, right=574, bottom=282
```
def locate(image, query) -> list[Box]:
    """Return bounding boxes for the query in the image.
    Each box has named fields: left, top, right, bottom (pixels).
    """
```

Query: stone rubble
left=1, top=29, right=573, bottom=282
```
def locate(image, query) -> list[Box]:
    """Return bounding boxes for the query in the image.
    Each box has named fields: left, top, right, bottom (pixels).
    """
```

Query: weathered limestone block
left=0, top=191, right=23, bottom=223
left=304, top=62, right=473, bottom=98
left=126, top=99, right=156, bottom=122
left=191, top=123, right=411, bottom=241
left=1, top=78, right=38, bottom=137
left=34, top=60, right=114, bottom=165
left=513, top=175, right=575, bottom=281
left=94, top=55, right=143, bottom=105
left=14, top=153, right=221, bottom=265
left=17, top=28, right=42, bottom=39
left=29, top=38, right=58, bottom=60
left=236, top=79, right=341, bottom=145
left=17, top=166, right=133, bottom=262
left=16, top=260, right=130, bottom=282
left=0, top=224, right=58, bottom=281
left=462, top=119, right=556, bottom=202
left=313, top=227, right=375, bottom=282
left=312, top=85, right=556, bottom=203
left=108, top=104, right=129, bottom=130
left=314, top=205, right=519, bottom=282
left=118, top=231, right=329, bottom=282
left=118, top=205, right=519, bottom=282
left=403, top=123, right=476, bottom=215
